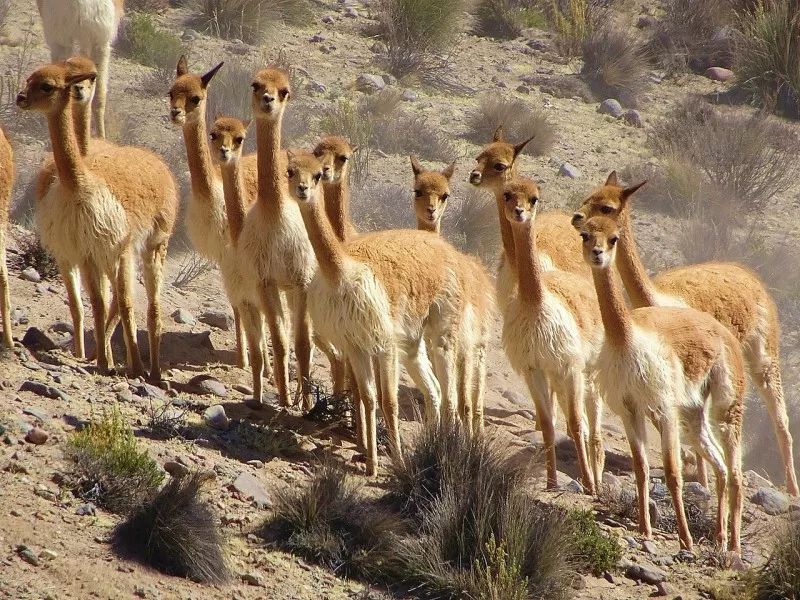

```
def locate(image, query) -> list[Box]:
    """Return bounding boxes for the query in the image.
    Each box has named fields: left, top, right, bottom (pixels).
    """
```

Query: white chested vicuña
left=574, top=171, right=797, bottom=495
left=499, top=177, right=602, bottom=494
left=18, top=62, right=177, bottom=380
left=581, top=214, right=744, bottom=554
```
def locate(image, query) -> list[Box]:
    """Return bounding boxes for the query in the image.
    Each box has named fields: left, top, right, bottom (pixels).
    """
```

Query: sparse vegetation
left=581, top=20, right=649, bottom=106
left=117, top=13, right=183, bottom=71
left=466, top=94, right=556, bottom=156
left=472, top=0, right=548, bottom=39
left=0, top=0, right=11, bottom=33
left=145, top=401, right=188, bottom=439
left=550, top=0, right=597, bottom=57
left=111, top=472, right=229, bottom=583
left=442, top=187, right=502, bottom=265
left=568, top=509, right=621, bottom=576
left=191, top=0, right=312, bottom=44
left=172, top=251, right=215, bottom=288
left=749, top=518, right=800, bottom=599
left=352, top=182, right=414, bottom=232
left=126, top=0, right=171, bottom=12
left=66, top=410, right=164, bottom=514
left=10, top=229, right=59, bottom=280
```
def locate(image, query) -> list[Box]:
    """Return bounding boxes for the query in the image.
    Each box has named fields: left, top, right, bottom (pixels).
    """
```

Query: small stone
left=623, top=109, right=643, bottom=128
left=198, top=310, right=233, bottom=331
left=649, top=499, right=662, bottom=525
left=188, top=375, right=227, bottom=397
left=684, top=481, right=712, bottom=504
left=181, top=28, right=200, bottom=41
left=164, top=461, right=190, bottom=478
left=23, top=407, right=51, bottom=423
left=11, top=308, right=28, bottom=326
left=744, top=470, right=772, bottom=489
left=650, top=480, right=668, bottom=499
left=344, top=7, right=358, bottom=17
left=21, top=267, right=41, bottom=282
left=370, top=41, right=387, bottom=54
left=564, top=478, right=584, bottom=494
left=558, top=162, right=581, bottom=178
left=625, top=563, right=666, bottom=585
left=321, top=14, right=335, bottom=24
left=25, top=427, right=49, bottom=445
left=501, top=389, right=528, bottom=406
left=751, top=487, right=790, bottom=515
left=624, top=536, right=641, bottom=550
left=232, top=472, right=272, bottom=509
left=637, top=15, right=656, bottom=28
left=641, top=539, right=657, bottom=554
left=705, top=67, right=734, bottom=82
left=171, top=308, right=196, bottom=325
left=516, top=84, right=532, bottom=94
left=233, top=384, right=253, bottom=395
left=247, top=460, right=264, bottom=469
left=17, top=545, right=39, bottom=566
left=354, top=73, right=386, bottom=94
left=242, top=572, right=264, bottom=586
left=21, top=327, right=59, bottom=351
left=598, top=98, right=624, bottom=118
left=306, top=80, right=327, bottom=94
left=601, top=472, right=622, bottom=493
left=652, top=554, right=674, bottom=567
left=132, top=383, right=165, bottom=399
left=401, top=89, right=418, bottom=102
left=382, top=73, right=397, bottom=86
left=20, top=380, right=69, bottom=401
left=76, top=503, right=96, bottom=516
left=39, top=549, right=57, bottom=561
left=50, top=321, right=73, bottom=334
left=204, top=404, right=231, bottom=431
left=675, top=549, right=696, bottom=563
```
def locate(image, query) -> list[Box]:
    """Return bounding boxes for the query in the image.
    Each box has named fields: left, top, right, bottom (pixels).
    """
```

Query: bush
left=374, top=0, right=467, bottom=77
left=466, top=94, right=556, bottom=155
left=472, top=0, right=548, bottom=39
left=111, top=472, right=229, bottom=583
left=568, top=509, right=621, bottom=576
left=116, top=13, right=183, bottom=70
left=351, top=182, right=414, bottom=232
left=126, top=0, right=170, bottom=11
left=581, top=20, right=649, bottom=107
left=67, top=410, right=164, bottom=514
left=749, top=518, right=800, bottom=599
left=267, top=463, right=402, bottom=579
left=735, top=0, right=800, bottom=118
left=191, top=0, right=312, bottom=44
left=444, top=186, right=502, bottom=265
left=9, top=229, right=59, bottom=280
left=550, top=0, right=597, bottom=57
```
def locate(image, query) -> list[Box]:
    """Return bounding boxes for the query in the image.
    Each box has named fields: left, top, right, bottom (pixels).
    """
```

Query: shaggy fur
left=582, top=216, right=744, bottom=554
left=500, top=178, right=602, bottom=494
left=20, top=62, right=177, bottom=380
left=36, top=0, right=123, bottom=139
left=574, top=171, right=797, bottom=496
left=0, top=125, right=13, bottom=348
left=313, top=136, right=358, bottom=242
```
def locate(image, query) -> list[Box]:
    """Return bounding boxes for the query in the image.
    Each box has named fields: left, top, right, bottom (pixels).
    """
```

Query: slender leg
left=695, top=451, right=709, bottom=489
left=557, top=371, right=595, bottom=494
left=621, top=408, right=652, bottom=540
left=585, top=378, right=605, bottom=491
left=431, top=331, right=458, bottom=423
left=240, top=303, right=266, bottom=405
left=289, top=289, right=314, bottom=410
left=348, top=363, right=367, bottom=452
left=472, top=343, right=488, bottom=435
left=377, top=346, right=402, bottom=457
left=141, top=242, right=167, bottom=381
left=349, top=350, right=379, bottom=477
left=0, top=230, right=14, bottom=348
left=233, top=306, right=249, bottom=369
left=59, top=261, right=84, bottom=359
left=90, top=42, right=110, bottom=138
left=258, top=283, right=290, bottom=406
left=401, top=337, right=441, bottom=424
left=457, top=345, right=474, bottom=433
left=114, top=250, right=145, bottom=377
left=660, top=416, right=693, bottom=551
left=81, top=263, right=109, bottom=373
left=525, top=369, right=557, bottom=489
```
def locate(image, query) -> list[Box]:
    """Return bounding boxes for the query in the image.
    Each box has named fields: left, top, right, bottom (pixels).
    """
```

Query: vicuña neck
left=323, top=177, right=353, bottom=242
left=183, top=115, right=216, bottom=201
left=220, top=160, right=246, bottom=245
left=494, top=188, right=516, bottom=267
left=256, top=118, right=284, bottom=208
left=511, top=222, right=545, bottom=308
left=47, top=98, right=84, bottom=191
left=592, top=264, right=633, bottom=348
left=298, top=195, right=346, bottom=283
left=416, top=215, right=441, bottom=234
left=615, top=213, right=660, bottom=308
left=72, top=102, right=91, bottom=156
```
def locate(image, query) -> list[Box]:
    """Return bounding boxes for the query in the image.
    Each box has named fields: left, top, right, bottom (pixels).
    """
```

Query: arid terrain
left=1, top=0, right=799, bottom=598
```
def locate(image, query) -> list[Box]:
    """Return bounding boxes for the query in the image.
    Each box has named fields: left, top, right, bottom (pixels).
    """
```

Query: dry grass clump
left=111, top=472, right=229, bottom=583
left=351, top=182, right=414, bottom=232
left=550, top=0, right=600, bottom=57
left=748, top=518, right=800, bottom=599
left=581, top=20, right=649, bottom=107
left=66, top=410, right=164, bottom=514
left=466, top=94, right=556, bottom=156
left=9, top=229, right=59, bottom=280
left=117, top=12, right=183, bottom=70
left=191, top=0, right=311, bottom=45
left=735, top=0, right=800, bottom=118
left=472, top=0, right=548, bottom=39
left=126, top=0, right=170, bottom=11
left=442, top=187, right=501, bottom=265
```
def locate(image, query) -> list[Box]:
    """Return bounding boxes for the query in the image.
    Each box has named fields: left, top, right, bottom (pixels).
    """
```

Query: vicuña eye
left=580, top=233, right=589, bottom=241
left=314, top=173, right=322, bottom=183
left=339, top=155, right=348, bottom=162
left=40, top=83, right=54, bottom=92
left=495, top=163, right=507, bottom=171
left=287, top=169, right=295, bottom=178
left=234, top=136, right=244, bottom=145
left=441, top=193, right=449, bottom=201
left=609, top=236, right=619, bottom=246
left=414, top=190, right=422, bottom=197
left=600, top=206, right=614, bottom=214
left=503, top=192, right=512, bottom=201
left=190, top=95, right=201, bottom=105
left=278, top=88, right=289, bottom=99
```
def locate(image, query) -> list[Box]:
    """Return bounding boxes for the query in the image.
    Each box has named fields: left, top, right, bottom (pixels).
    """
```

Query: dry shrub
left=206, top=57, right=254, bottom=123
left=466, top=94, right=556, bottom=156
left=0, top=0, right=11, bottom=32
left=472, top=0, right=548, bottom=39
left=117, top=13, right=183, bottom=70
left=126, top=0, right=170, bottom=11
left=373, top=112, right=458, bottom=163
left=191, top=0, right=311, bottom=44
left=550, top=0, right=599, bottom=57
left=172, top=251, right=215, bottom=288
left=443, top=186, right=501, bottom=265
left=581, top=19, right=649, bottom=107
left=735, top=0, right=800, bottom=118
left=9, top=229, right=59, bottom=280
left=351, top=183, right=414, bottom=232
left=748, top=518, right=800, bottom=599
left=112, top=472, right=229, bottom=583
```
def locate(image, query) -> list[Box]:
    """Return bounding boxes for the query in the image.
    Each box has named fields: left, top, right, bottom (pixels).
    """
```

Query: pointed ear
left=605, top=171, right=619, bottom=187
left=621, top=180, right=646, bottom=200
left=176, top=55, right=188, bottom=77
left=65, top=72, right=96, bottom=87
left=410, top=155, right=423, bottom=177
left=286, top=148, right=296, bottom=163
left=201, top=62, right=224, bottom=88
left=350, top=144, right=359, bottom=153
left=513, top=134, right=535, bottom=159
left=242, top=119, right=252, bottom=131
left=493, top=124, right=504, bottom=142
left=442, top=161, right=456, bottom=180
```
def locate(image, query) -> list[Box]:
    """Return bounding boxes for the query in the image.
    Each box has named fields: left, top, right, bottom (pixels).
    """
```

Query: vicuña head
left=578, top=216, right=620, bottom=270
left=469, top=125, right=533, bottom=190
left=250, top=67, right=291, bottom=122
left=209, top=116, right=250, bottom=165
left=286, top=150, right=323, bottom=204
left=571, top=171, right=647, bottom=229
left=501, top=177, right=541, bottom=226
left=16, top=63, right=95, bottom=113
left=313, top=136, right=355, bottom=183
left=64, top=56, right=98, bottom=105
left=411, top=155, right=455, bottom=229
left=169, top=55, right=223, bottom=126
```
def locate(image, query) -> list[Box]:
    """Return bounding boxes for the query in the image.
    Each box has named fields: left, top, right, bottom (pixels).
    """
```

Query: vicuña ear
left=350, top=144, right=359, bottom=153
left=176, top=55, right=189, bottom=77
left=621, top=181, right=647, bottom=201
left=442, top=161, right=456, bottom=180
left=605, top=171, right=619, bottom=187
left=493, top=124, right=505, bottom=142
left=201, top=62, right=224, bottom=88
left=65, top=72, right=97, bottom=87
left=286, top=148, right=296, bottom=163
left=513, top=135, right=535, bottom=159
left=410, top=155, right=423, bottom=177
left=242, top=119, right=252, bottom=131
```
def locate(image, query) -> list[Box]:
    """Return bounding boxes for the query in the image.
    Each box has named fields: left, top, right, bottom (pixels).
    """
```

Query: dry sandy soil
left=1, top=0, right=799, bottom=598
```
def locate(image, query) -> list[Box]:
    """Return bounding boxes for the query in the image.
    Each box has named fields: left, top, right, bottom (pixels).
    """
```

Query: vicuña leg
left=457, top=347, right=474, bottom=432
left=401, top=337, right=441, bottom=423
left=289, top=288, right=314, bottom=410
left=556, top=370, right=595, bottom=494
left=377, top=346, right=401, bottom=457
left=259, top=282, right=290, bottom=407
left=0, top=235, right=11, bottom=348
left=59, top=261, right=84, bottom=358
left=90, top=42, right=110, bottom=138
left=141, top=242, right=167, bottom=381
left=473, top=344, right=488, bottom=435
left=350, top=349, right=379, bottom=476
left=431, top=331, right=458, bottom=422
left=661, top=416, right=693, bottom=551
left=233, top=307, right=249, bottom=369
left=525, top=368, right=557, bottom=489
left=114, top=250, right=146, bottom=378
left=82, top=263, right=109, bottom=373
left=240, top=302, right=267, bottom=405
left=586, top=379, right=605, bottom=490
left=622, top=407, right=652, bottom=540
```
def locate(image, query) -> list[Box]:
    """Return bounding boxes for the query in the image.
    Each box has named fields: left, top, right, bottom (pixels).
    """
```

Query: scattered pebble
left=558, top=162, right=581, bottom=178
left=164, top=460, right=190, bottom=478
left=232, top=472, right=272, bottom=509
left=171, top=308, right=196, bottom=325
left=751, top=487, right=790, bottom=515
left=354, top=73, right=386, bottom=94
left=623, top=109, right=643, bottom=128
left=198, top=310, right=233, bottom=331
left=21, top=267, right=42, bottom=283
left=704, top=67, right=734, bottom=82
left=204, top=404, right=231, bottom=431
left=25, top=427, right=49, bottom=445
left=598, top=98, right=624, bottom=118
left=21, top=327, right=59, bottom=352
left=242, top=571, right=265, bottom=586
left=188, top=375, right=227, bottom=397
left=11, top=308, right=28, bottom=326
left=76, top=503, right=96, bottom=516
left=16, top=545, right=39, bottom=566
left=20, top=380, right=69, bottom=401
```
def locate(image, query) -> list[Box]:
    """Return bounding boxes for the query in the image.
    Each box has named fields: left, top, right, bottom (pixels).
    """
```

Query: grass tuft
left=191, top=0, right=312, bottom=45
left=466, top=94, right=556, bottom=156
left=749, top=518, right=800, bottom=599
left=117, top=12, right=183, bottom=70
left=568, top=509, right=621, bottom=576
left=472, top=0, right=548, bottom=39
left=9, top=229, right=59, bottom=280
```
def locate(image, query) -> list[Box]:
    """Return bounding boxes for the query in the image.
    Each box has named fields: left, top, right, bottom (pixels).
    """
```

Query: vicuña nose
left=263, top=94, right=275, bottom=104
left=15, top=92, right=26, bottom=105
left=469, top=170, right=481, bottom=182
left=427, top=207, right=436, bottom=215
left=298, top=183, right=308, bottom=193
left=592, top=248, right=602, bottom=257
left=514, top=207, right=524, bottom=217
left=170, top=108, right=181, bottom=117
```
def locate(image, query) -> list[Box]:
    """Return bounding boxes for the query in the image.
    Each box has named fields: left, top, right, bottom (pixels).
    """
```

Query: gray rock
left=650, top=480, right=669, bottom=500
left=649, top=499, right=662, bottom=525
left=624, top=536, right=641, bottom=550
left=11, top=308, right=28, bottom=326
left=20, top=380, right=69, bottom=401
left=652, top=554, right=674, bottom=567
left=382, top=73, right=397, bottom=86
left=684, top=481, right=712, bottom=504
left=675, top=549, right=696, bottom=563
left=625, top=564, right=667, bottom=596
left=309, top=33, right=325, bottom=43
left=181, top=29, right=200, bottom=41
left=401, top=89, right=418, bottom=102
left=21, top=267, right=42, bottom=283
left=623, top=109, right=643, bottom=128
left=232, top=472, right=272, bottom=509
left=198, top=310, right=233, bottom=331
left=17, top=545, right=39, bottom=566
left=344, top=6, right=358, bottom=17
left=641, top=539, right=657, bottom=554
left=23, top=407, right=51, bottom=423
left=75, top=503, right=96, bottom=516
left=164, top=461, right=190, bottom=478
left=21, top=327, right=59, bottom=351
left=370, top=41, right=387, bottom=54
left=601, top=472, right=622, bottom=493
left=132, top=383, right=165, bottom=399
left=744, top=470, right=772, bottom=489
left=204, top=404, right=231, bottom=431
left=355, top=73, right=386, bottom=94
left=322, top=14, right=335, bottom=24
left=558, top=162, right=581, bottom=178
left=705, top=67, right=734, bottom=82
left=188, top=375, right=227, bottom=397
left=242, top=572, right=265, bottom=587
left=50, top=321, right=73, bottom=334
left=637, top=15, right=657, bottom=28
left=171, top=308, right=196, bottom=325
left=751, top=487, right=790, bottom=515
left=25, top=427, right=49, bottom=445
left=306, top=80, right=327, bottom=94
left=564, top=478, right=584, bottom=494
left=233, top=384, right=253, bottom=395
left=598, top=98, right=624, bottom=118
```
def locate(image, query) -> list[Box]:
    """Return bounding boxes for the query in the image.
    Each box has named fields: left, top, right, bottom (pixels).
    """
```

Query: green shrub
left=581, top=20, right=649, bottom=106
left=473, top=0, right=548, bottom=39
left=67, top=410, right=164, bottom=513
left=568, top=509, right=621, bottom=576
left=550, top=0, right=596, bottom=57
left=117, top=13, right=183, bottom=70
left=465, top=94, right=556, bottom=156
left=735, top=0, right=800, bottom=118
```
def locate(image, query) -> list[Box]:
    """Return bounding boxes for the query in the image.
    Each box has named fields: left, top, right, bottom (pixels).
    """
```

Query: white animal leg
left=401, top=337, right=441, bottom=424
left=0, top=229, right=13, bottom=348
left=90, top=42, right=110, bottom=138
left=288, top=288, right=313, bottom=410
left=114, top=250, right=146, bottom=378
left=349, top=349, right=379, bottom=477
left=240, top=302, right=267, bottom=406
left=59, top=261, right=84, bottom=359
left=259, top=283, right=290, bottom=407
left=524, top=369, right=557, bottom=489
left=621, top=407, right=652, bottom=540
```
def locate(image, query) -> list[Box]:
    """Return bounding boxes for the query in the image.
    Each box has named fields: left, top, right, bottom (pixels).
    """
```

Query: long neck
left=493, top=188, right=516, bottom=266
left=256, top=118, right=284, bottom=208
left=323, top=176, right=353, bottom=242
left=47, top=98, right=84, bottom=191
left=615, top=212, right=660, bottom=308
left=299, top=196, right=346, bottom=283
left=511, top=222, right=545, bottom=308
left=592, top=264, right=633, bottom=348
left=220, top=160, right=246, bottom=245
left=183, top=115, right=216, bottom=201
left=72, top=101, right=91, bottom=156
left=416, top=214, right=441, bottom=234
